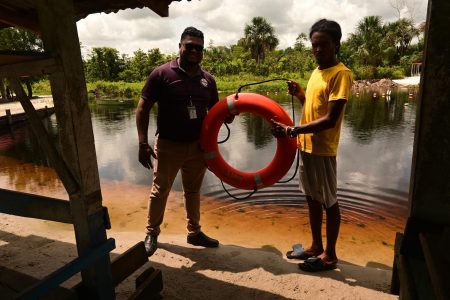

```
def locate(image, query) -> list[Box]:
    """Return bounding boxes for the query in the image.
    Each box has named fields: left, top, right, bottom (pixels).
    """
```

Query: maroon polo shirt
left=141, top=59, right=219, bottom=142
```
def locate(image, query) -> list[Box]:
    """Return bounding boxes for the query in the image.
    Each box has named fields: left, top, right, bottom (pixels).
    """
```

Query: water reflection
left=0, top=90, right=416, bottom=227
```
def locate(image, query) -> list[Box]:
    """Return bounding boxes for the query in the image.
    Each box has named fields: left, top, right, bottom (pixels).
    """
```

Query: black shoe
left=144, top=234, right=158, bottom=256
left=187, top=231, right=219, bottom=248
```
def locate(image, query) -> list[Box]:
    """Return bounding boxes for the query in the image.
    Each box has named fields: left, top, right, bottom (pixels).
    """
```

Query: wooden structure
left=0, top=0, right=186, bottom=299
left=391, top=1, right=450, bottom=299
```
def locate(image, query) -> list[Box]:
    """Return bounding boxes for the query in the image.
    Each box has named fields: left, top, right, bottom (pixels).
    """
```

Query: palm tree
left=347, top=16, right=387, bottom=67
left=242, top=17, right=279, bottom=64
left=385, top=18, right=419, bottom=57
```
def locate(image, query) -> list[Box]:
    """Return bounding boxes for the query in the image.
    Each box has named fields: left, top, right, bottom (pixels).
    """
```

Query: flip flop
left=298, top=257, right=337, bottom=272
left=286, top=243, right=315, bottom=260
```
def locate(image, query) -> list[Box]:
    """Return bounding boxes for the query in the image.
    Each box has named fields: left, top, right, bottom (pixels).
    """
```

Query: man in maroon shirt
left=136, top=27, right=223, bottom=256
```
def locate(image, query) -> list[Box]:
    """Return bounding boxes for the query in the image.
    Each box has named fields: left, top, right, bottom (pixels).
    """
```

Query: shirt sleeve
left=208, top=76, right=220, bottom=109
left=141, top=68, right=162, bottom=102
left=328, top=70, right=353, bottom=102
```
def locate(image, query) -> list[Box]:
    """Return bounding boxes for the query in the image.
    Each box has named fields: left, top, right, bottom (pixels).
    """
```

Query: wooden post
left=408, top=0, right=450, bottom=225
left=5, top=109, right=12, bottom=125
left=36, top=0, right=114, bottom=298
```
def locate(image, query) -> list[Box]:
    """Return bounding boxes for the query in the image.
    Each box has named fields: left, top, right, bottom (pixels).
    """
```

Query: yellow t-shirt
left=298, top=62, right=353, bottom=156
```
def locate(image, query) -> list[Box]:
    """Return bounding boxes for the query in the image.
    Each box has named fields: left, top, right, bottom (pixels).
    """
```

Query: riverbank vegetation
left=1, top=13, right=424, bottom=98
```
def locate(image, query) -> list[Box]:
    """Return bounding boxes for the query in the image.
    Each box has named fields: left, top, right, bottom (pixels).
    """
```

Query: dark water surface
left=0, top=89, right=417, bottom=229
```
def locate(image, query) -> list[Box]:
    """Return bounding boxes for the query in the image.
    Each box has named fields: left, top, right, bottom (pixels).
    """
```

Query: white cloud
left=76, top=0, right=428, bottom=56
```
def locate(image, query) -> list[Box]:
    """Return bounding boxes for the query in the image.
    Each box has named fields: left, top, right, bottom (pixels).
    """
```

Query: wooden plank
left=129, top=267, right=163, bottom=300
left=139, top=0, right=170, bottom=17
left=111, top=242, right=148, bottom=286
left=36, top=1, right=114, bottom=298
left=0, top=56, right=60, bottom=77
left=0, top=106, right=54, bottom=127
left=0, top=7, right=40, bottom=33
left=16, top=238, right=116, bottom=300
left=390, top=232, right=401, bottom=295
left=0, top=266, right=76, bottom=300
left=7, top=76, right=80, bottom=195
left=419, top=230, right=450, bottom=300
left=0, top=188, right=72, bottom=223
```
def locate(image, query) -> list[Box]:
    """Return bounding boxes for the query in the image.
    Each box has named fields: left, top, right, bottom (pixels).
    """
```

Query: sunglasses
left=183, top=43, right=204, bottom=52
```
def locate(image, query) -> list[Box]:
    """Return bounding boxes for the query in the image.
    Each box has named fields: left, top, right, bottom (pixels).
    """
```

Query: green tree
left=0, top=28, right=43, bottom=51
left=242, top=16, right=279, bottom=64
left=385, top=18, right=419, bottom=58
left=347, top=16, right=387, bottom=67
left=85, top=47, right=125, bottom=81
left=0, top=28, right=43, bottom=98
left=294, top=33, right=308, bottom=52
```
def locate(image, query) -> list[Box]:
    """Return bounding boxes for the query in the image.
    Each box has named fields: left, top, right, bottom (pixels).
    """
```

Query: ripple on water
left=203, top=182, right=408, bottom=231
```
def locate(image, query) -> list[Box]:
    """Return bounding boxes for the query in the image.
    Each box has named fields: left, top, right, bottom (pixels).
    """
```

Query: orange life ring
left=201, top=92, right=297, bottom=190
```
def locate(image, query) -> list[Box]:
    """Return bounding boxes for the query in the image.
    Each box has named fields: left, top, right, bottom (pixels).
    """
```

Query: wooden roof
left=0, top=0, right=186, bottom=33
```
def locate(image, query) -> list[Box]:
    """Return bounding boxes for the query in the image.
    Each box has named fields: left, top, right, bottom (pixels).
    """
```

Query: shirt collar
left=171, top=58, right=202, bottom=77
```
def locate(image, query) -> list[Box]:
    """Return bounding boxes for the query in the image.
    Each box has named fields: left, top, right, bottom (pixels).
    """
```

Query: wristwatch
left=287, top=127, right=298, bottom=138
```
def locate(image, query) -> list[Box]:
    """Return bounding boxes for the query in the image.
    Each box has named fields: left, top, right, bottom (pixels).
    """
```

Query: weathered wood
left=408, top=0, right=450, bottom=224
left=0, top=106, right=54, bottom=127
left=36, top=0, right=114, bottom=298
left=0, top=7, right=40, bottom=33
left=0, top=266, right=76, bottom=300
left=390, top=232, right=402, bottom=295
left=139, top=0, right=170, bottom=17
left=17, top=238, right=116, bottom=300
left=0, top=56, right=59, bottom=77
left=129, top=267, right=163, bottom=300
left=7, top=76, right=79, bottom=195
left=0, top=188, right=72, bottom=223
left=111, top=242, right=149, bottom=286
left=419, top=230, right=450, bottom=300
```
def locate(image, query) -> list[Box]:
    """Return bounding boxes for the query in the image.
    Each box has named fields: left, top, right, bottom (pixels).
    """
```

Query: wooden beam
left=0, top=266, right=76, bottom=300
left=0, top=8, right=40, bottom=34
left=139, top=0, right=170, bottom=17
left=7, top=76, right=80, bottom=195
left=36, top=0, right=114, bottom=298
left=0, top=188, right=72, bottom=223
left=0, top=56, right=59, bottom=77
left=111, top=242, right=148, bottom=286
left=129, top=267, right=163, bottom=300
left=16, top=238, right=115, bottom=300
left=408, top=0, right=450, bottom=224
left=419, top=230, right=450, bottom=300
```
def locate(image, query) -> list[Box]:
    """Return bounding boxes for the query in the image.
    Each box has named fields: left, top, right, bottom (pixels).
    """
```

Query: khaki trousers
left=146, top=138, right=206, bottom=236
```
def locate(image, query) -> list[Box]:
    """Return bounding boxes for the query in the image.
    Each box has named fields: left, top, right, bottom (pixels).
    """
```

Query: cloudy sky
left=76, top=0, right=428, bottom=56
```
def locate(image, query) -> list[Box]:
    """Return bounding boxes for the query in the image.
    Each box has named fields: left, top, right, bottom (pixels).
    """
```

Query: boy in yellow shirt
left=272, top=19, right=353, bottom=272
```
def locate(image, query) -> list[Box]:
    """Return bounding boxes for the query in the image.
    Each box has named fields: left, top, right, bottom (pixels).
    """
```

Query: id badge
left=187, top=105, right=197, bottom=119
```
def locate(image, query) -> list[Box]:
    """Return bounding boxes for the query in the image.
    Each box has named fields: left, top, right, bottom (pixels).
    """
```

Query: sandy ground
left=0, top=170, right=401, bottom=299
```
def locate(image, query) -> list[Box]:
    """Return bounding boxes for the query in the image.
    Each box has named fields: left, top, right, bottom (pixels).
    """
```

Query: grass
left=32, top=74, right=309, bottom=97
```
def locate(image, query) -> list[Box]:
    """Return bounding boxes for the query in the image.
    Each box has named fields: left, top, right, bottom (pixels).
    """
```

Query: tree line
left=1, top=15, right=424, bottom=84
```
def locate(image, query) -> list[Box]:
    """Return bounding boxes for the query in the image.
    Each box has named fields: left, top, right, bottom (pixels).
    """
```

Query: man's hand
left=270, top=119, right=289, bottom=138
left=138, top=143, right=157, bottom=169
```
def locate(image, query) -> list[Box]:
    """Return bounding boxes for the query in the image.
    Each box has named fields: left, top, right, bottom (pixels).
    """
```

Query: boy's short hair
left=309, top=19, right=342, bottom=44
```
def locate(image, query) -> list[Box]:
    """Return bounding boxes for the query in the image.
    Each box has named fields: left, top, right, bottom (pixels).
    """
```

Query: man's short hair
left=309, top=19, right=342, bottom=44
left=181, top=27, right=204, bottom=41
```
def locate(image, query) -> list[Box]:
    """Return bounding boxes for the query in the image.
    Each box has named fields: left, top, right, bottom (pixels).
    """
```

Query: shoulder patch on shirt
left=200, top=78, right=208, bottom=87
